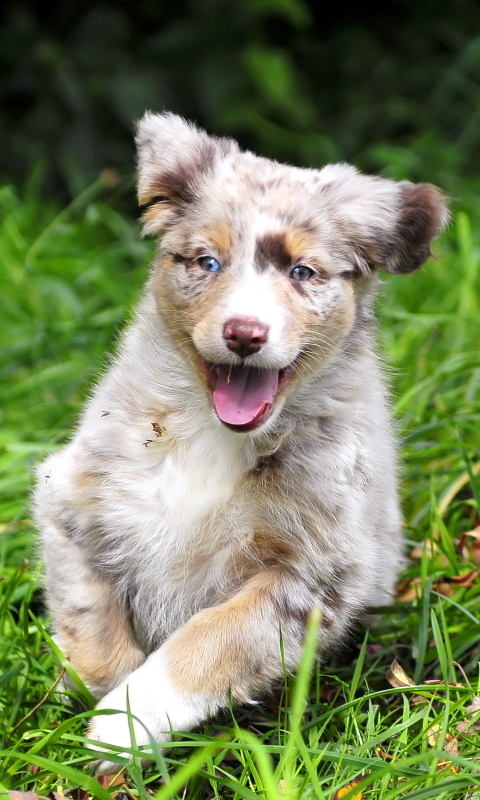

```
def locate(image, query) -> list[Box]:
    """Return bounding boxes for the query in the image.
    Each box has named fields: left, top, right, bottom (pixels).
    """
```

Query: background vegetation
left=1, top=0, right=480, bottom=797
left=2, top=0, right=480, bottom=199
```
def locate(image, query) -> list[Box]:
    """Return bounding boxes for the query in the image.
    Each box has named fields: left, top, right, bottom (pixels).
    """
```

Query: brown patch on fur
left=201, top=220, right=234, bottom=261
left=139, top=136, right=234, bottom=214
left=320, top=587, right=343, bottom=630
left=284, top=229, right=317, bottom=263
left=392, top=183, right=447, bottom=273
left=256, top=228, right=320, bottom=275
left=167, top=571, right=282, bottom=699
left=371, top=183, right=447, bottom=274
left=73, top=471, right=104, bottom=492
left=323, top=586, right=342, bottom=613
left=60, top=603, right=145, bottom=694
left=255, top=232, right=290, bottom=272
left=250, top=452, right=282, bottom=474
left=272, top=595, right=310, bottom=628
left=141, top=200, right=176, bottom=232
left=250, top=531, right=297, bottom=567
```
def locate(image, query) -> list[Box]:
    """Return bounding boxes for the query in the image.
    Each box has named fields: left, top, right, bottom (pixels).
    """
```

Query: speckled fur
left=33, top=113, right=448, bottom=771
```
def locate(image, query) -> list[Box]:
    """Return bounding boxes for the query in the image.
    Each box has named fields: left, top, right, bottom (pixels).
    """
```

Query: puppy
left=34, top=113, right=447, bottom=770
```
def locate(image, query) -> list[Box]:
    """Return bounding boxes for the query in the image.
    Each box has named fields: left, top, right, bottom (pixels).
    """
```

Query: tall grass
left=1, top=180, right=480, bottom=798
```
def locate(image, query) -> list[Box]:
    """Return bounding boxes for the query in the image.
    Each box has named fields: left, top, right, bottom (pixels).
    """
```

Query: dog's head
left=136, top=112, right=448, bottom=433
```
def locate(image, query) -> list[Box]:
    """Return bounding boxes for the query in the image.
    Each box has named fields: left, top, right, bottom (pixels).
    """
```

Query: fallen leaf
left=412, top=679, right=464, bottom=704
left=456, top=719, right=480, bottom=736
left=410, top=541, right=439, bottom=559
left=438, top=571, right=480, bottom=588
left=98, top=774, right=125, bottom=789
left=409, top=542, right=449, bottom=566
left=64, top=790, right=89, bottom=800
left=437, top=760, right=459, bottom=774
left=458, top=527, right=480, bottom=565
left=387, top=659, right=416, bottom=689
left=427, top=723, right=459, bottom=752
left=433, top=581, right=455, bottom=597
left=423, top=679, right=464, bottom=688
left=466, top=696, right=480, bottom=715
left=333, top=776, right=368, bottom=799
left=396, top=577, right=422, bottom=602
left=375, top=747, right=393, bottom=760
left=426, top=724, right=460, bottom=771
left=365, top=644, right=383, bottom=655
left=8, top=794, right=48, bottom=800
left=321, top=682, right=339, bottom=702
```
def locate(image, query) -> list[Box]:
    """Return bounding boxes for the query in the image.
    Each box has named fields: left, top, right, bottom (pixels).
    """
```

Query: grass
left=1, top=174, right=480, bottom=799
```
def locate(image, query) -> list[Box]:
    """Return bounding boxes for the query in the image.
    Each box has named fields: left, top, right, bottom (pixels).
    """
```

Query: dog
left=34, top=112, right=448, bottom=772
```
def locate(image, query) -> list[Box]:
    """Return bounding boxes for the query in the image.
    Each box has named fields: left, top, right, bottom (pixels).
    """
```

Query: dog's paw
left=86, top=648, right=217, bottom=773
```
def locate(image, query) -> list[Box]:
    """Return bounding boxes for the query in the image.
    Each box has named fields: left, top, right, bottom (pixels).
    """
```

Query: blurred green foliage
left=2, top=0, right=480, bottom=199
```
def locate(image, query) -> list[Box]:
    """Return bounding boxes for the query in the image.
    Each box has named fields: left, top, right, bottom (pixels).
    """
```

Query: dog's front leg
left=42, top=521, right=145, bottom=699
left=88, top=568, right=324, bottom=772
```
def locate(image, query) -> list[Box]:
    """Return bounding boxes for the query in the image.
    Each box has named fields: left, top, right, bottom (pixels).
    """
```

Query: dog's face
left=136, top=113, right=448, bottom=432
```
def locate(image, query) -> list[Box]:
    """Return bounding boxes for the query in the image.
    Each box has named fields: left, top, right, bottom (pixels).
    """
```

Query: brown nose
left=223, top=316, right=269, bottom=358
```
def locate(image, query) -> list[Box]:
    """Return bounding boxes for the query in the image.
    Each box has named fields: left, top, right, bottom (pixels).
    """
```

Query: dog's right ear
left=136, top=112, right=237, bottom=235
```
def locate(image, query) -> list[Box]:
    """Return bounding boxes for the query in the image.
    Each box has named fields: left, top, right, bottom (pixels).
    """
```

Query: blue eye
left=290, top=265, right=314, bottom=281
left=197, top=255, right=222, bottom=273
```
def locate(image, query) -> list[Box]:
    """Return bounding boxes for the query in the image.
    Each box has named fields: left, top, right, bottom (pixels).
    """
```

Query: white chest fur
left=71, top=410, right=259, bottom=644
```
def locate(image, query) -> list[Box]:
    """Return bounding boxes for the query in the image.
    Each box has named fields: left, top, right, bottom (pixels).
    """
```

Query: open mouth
left=203, top=361, right=295, bottom=431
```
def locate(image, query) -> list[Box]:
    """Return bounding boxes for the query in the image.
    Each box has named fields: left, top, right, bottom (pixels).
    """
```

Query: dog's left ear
left=319, top=165, right=449, bottom=274
left=369, top=181, right=449, bottom=274
left=135, top=112, right=237, bottom=235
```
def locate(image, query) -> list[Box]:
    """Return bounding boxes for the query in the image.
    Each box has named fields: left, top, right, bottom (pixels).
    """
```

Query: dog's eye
left=197, top=256, right=222, bottom=273
left=290, top=265, right=315, bottom=281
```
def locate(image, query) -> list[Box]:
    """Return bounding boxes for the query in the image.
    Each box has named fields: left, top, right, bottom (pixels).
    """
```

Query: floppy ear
left=135, top=112, right=238, bottom=235
left=318, top=165, right=449, bottom=274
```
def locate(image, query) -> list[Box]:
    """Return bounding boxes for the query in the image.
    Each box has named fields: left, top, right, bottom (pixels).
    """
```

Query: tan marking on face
left=284, top=229, right=318, bottom=263
left=201, top=220, right=234, bottom=261
left=152, top=252, right=227, bottom=396
left=141, top=201, right=175, bottom=231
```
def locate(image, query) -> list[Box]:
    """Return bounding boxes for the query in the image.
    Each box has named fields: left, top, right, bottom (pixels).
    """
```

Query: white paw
left=87, top=647, right=217, bottom=773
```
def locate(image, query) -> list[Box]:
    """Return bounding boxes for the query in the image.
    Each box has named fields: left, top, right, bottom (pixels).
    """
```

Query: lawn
left=1, top=175, right=480, bottom=799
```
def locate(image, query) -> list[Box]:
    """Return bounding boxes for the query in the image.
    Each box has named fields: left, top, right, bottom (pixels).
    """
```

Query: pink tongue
left=212, top=365, right=279, bottom=426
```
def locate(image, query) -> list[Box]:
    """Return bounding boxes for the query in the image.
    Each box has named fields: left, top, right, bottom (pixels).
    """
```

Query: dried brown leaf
left=396, top=577, right=422, bottom=602
left=440, top=570, right=480, bottom=587
left=333, top=776, right=369, bottom=799
left=423, top=679, right=464, bottom=687
left=8, top=794, right=48, bottom=800
left=457, top=719, right=480, bottom=736
left=320, top=682, right=339, bottom=702
left=459, top=527, right=480, bottom=565
left=98, top=773, right=125, bottom=788
left=466, top=695, right=480, bottom=715
left=433, top=581, right=455, bottom=597
left=437, top=760, right=459, bottom=773
left=365, top=644, right=383, bottom=655
left=375, top=747, right=393, bottom=760
left=427, top=723, right=460, bottom=772
left=409, top=542, right=449, bottom=567
left=64, top=790, right=89, bottom=800
left=386, top=658, right=416, bottom=689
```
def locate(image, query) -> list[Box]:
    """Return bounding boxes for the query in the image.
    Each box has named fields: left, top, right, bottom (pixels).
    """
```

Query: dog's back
left=34, top=113, right=447, bottom=771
